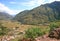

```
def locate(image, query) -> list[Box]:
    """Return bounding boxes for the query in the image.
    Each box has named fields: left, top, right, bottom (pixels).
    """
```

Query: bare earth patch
left=20, top=34, right=60, bottom=41
left=35, top=35, right=60, bottom=41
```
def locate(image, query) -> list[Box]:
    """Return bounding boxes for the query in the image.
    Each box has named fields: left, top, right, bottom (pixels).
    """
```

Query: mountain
left=14, top=1, right=60, bottom=25
left=0, top=12, right=12, bottom=20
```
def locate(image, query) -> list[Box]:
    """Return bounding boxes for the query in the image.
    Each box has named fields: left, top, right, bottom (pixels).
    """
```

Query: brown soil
left=20, top=27, right=60, bottom=41
left=20, top=34, right=60, bottom=41
left=35, top=35, right=60, bottom=41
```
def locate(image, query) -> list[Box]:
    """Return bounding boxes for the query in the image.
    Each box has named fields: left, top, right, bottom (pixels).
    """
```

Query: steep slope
left=0, top=12, right=12, bottom=20
left=14, top=1, right=60, bottom=25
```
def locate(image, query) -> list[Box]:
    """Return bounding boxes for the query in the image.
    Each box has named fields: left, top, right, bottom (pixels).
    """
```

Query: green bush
left=25, top=27, right=45, bottom=39
left=49, top=22, right=59, bottom=31
left=0, top=23, right=10, bottom=36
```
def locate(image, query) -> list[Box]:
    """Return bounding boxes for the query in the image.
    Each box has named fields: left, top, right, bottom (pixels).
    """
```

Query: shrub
left=49, top=22, right=59, bottom=31
left=24, top=27, right=45, bottom=39
left=0, top=23, right=10, bottom=36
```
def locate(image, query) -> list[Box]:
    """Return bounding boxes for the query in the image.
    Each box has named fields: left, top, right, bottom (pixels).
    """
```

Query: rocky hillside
left=14, top=1, right=60, bottom=25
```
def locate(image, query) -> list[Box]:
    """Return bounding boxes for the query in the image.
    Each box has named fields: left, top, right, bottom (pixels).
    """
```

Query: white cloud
left=0, top=3, right=22, bottom=15
left=9, top=0, right=60, bottom=8
left=0, top=0, right=60, bottom=15
left=34, top=0, right=45, bottom=5
left=9, top=2, right=16, bottom=4
left=21, top=1, right=36, bottom=7
left=35, top=0, right=60, bottom=5
left=13, top=10, right=23, bottom=15
left=56, top=0, right=60, bottom=1
left=20, top=0, right=60, bottom=7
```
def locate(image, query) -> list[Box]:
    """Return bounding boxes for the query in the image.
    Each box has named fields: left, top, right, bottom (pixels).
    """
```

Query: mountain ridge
left=0, top=12, right=13, bottom=20
left=13, top=1, right=60, bottom=25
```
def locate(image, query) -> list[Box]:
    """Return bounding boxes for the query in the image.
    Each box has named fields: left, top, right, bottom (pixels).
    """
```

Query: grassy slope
left=0, top=20, right=50, bottom=41
left=0, top=20, right=49, bottom=32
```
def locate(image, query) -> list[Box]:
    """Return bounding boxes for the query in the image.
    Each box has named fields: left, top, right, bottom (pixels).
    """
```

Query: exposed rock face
left=48, top=27, right=60, bottom=39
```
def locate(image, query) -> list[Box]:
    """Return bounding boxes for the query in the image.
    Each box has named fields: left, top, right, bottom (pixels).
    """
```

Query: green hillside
left=14, top=1, right=60, bottom=25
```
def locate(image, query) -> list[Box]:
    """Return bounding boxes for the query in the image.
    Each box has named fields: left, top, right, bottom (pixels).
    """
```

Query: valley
left=0, top=1, right=60, bottom=41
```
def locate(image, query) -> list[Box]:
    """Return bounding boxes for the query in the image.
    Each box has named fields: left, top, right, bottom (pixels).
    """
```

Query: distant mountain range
left=13, top=1, right=60, bottom=25
left=0, top=12, right=12, bottom=20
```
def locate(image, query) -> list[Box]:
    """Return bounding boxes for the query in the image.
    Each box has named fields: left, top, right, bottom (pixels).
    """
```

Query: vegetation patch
left=24, top=27, right=46, bottom=39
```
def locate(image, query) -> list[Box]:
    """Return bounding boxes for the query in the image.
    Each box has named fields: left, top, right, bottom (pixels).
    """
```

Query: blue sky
left=0, top=0, right=60, bottom=15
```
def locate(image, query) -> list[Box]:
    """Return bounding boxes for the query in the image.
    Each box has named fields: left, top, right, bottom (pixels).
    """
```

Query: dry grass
left=0, top=20, right=49, bottom=32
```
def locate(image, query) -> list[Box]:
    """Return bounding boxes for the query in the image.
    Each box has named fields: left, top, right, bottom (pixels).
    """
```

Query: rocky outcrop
left=48, top=27, right=60, bottom=39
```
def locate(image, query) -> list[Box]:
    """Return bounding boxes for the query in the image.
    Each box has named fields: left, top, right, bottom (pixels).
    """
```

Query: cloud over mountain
left=0, top=3, right=21, bottom=15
